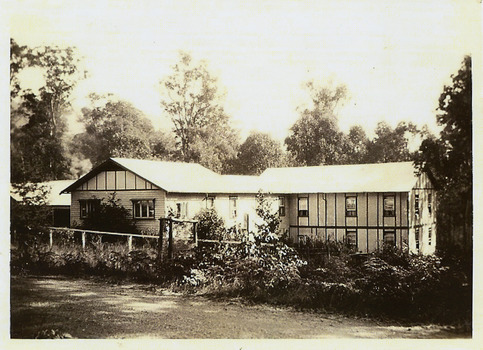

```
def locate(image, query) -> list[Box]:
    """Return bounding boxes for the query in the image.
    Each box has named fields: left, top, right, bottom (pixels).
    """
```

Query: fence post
left=158, top=218, right=165, bottom=261
left=82, top=231, right=86, bottom=250
left=193, top=222, right=198, bottom=246
left=49, top=229, right=53, bottom=248
left=168, top=219, right=173, bottom=259
left=128, top=235, right=133, bottom=251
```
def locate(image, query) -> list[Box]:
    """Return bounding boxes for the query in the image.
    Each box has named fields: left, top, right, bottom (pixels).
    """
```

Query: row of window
left=80, top=199, right=155, bottom=219
left=295, top=195, right=397, bottom=218
left=299, top=229, right=397, bottom=248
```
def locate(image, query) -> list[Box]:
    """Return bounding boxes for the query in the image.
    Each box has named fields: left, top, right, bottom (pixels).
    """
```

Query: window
left=383, top=229, right=396, bottom=247
left=383, top=195, right=395, bottom=217
left=428, top=227, right=432, bottom=246
left=415, top=227, right=420, bottom=251
left=428, top=193, right=432, bottom=215
left=415, top=194, right=420, bottom=217
left=346, top=229, right=357, bottom=249
left=279, top=196, right=286, bottom=216
left=229, top=197, right=238, bottom=218
left=345, top=196, right=357, bottom=217
left=132, top=199, right=155, bottom=219
left=206, top=196, right=215, bottom=209
left=79, top=199, right=99, bottom=219
left=175, top=202, right=188, bottom=218
left=298, top=197, right=308, bottom=217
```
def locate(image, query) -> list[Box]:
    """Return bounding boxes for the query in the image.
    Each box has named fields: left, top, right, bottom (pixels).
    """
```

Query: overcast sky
left=7, top=0, right=480, bottom=141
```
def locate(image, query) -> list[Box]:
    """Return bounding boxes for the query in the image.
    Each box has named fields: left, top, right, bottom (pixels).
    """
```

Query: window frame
left=415, top=193, right=420, bottom=217
left=346, top=229, right=357, bottom=249
left=345, top=195, right=357, bottom=217
left=383, top=195, right=396, bottom=217
left=428, top=227, right=432, bottom=246
left=279, top=196, right=286, bottom=217
left=297, top=197, right=308, bottom=217
left=229, top=196, right=238, bottom=219
left=131, top=199, right=155, bottom=219
left=206, top=196, right=215, bottom=209
left=383, top=229, right=396, bottom=247
left=79, top=199, right=100, bottom=219
left=415, top=227, right=420, bottom=251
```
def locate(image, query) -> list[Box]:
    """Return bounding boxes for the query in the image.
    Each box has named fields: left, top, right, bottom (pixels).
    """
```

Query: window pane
left=298, top=197, right=308, bottom=210
left=134, top=202, right=140, bottom=218
left=346, top=197, right=356, bottom=210
left=142, top=202, right=148, bottom=217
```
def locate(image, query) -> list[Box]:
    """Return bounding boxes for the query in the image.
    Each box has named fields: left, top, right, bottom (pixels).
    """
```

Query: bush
left=194, top=208, right=226, bottom=240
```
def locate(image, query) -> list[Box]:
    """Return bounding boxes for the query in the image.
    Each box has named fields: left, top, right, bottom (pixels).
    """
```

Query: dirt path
left=10, top=275, right=467, bottom=339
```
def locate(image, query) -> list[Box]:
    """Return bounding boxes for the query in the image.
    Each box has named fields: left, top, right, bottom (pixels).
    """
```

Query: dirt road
left=10, top=275, right=467, bottom=339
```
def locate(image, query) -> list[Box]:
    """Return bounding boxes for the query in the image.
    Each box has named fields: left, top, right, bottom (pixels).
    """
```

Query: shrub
left=194, top=208, right=225, bottom=240
left=78, top=193, right=138, bottom=236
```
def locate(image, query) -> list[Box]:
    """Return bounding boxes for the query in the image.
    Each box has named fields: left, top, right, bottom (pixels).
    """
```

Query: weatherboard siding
left=70, top=189, right=166, bottom=234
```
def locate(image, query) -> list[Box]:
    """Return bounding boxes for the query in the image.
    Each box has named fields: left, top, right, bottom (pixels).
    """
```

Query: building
left=11, top=180, right=73, bottom=227
left=61, top=158, right=436, bottom=254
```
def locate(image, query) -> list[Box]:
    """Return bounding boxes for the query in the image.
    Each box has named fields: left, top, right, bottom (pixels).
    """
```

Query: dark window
left=206, top=196, right=215, bottom=209
left=298, top=197, right=308, bottom=217
left=279, top=196, right=285, bottom=216
left=428, top=193, right=432, bottom=215
left=415, top=227, right=420, bottom=251
left=79, top=199, right=100, bottom=219
left=428, top=227, right=432, bottom=245
left=132, top=199, right=155, bottom=219
left=345, top=196, right=357, bottom=217
left=175, top=202, right=188, bottom=218
left=346, top=229, right=357, bottom=249
left=415, top=194, right=420, bottom=217
left=229, top=197, right=238, bottom=218
left=383, top=229, right=396, bottom=247
left=383, top=195, right=395, bottom=217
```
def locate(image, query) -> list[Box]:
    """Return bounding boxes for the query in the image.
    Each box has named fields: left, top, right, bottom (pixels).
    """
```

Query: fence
left=48, top=227, right=158, bottom=251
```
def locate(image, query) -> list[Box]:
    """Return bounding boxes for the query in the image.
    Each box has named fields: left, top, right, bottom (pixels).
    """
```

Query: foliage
left=160, top=52, right=239, bottom=173
left=10, top=39, right=83, bottom=182
left=254, top=192, right=281, bottom=242
left=73, top=94, right=155, bottom=167
left=344, top=125, right=369, bottom=164
left=78, top=193, right=138, bottom=234
left=194, top=208, right=226, bottom=240
left=10, top=183, right=51, bottom=243
left=231, top=132, right=287, bottom=175
left=414, top=56, right=472, bottom=252
left=285, top=81, right=348, bottom=166
left=365, top=121, right=419, bottom=163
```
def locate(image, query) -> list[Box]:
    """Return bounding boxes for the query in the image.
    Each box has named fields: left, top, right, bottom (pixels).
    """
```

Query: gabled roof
left=62, top=158, right=421, bottom=195
left=11, top=180, right=73, bottom=206
left=61, top=158, right=262, bottom=194
left=260, top=161, right=419, bottom=193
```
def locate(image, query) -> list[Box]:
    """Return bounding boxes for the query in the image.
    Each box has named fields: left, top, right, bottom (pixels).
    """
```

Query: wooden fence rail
left=48, top=227, right=158, bottom=251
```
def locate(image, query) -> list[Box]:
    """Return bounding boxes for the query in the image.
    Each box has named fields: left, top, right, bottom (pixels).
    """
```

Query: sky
left=6, top=0, right=481, bottom=141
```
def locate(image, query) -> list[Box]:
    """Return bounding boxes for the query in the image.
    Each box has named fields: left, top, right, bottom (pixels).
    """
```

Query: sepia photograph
left=5, top=0, right=479, bottom=346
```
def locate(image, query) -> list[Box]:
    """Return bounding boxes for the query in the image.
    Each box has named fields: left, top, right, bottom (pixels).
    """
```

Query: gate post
left=82, top=231, right=86, bottom=250
left=49, top=229, right=53, bottom=248
left=193, top=222, right=198, bottom=246
left=168, top=219, right=173, bottom=259
left=127, top=235, right=133, bottom=251
left=158, top=218, right=166, bottom=261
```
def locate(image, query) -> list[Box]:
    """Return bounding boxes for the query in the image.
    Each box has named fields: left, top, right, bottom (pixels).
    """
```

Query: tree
left=415, top=56, right=472, bottom=253
left=344, top=125, right=369, bottom=164
left=73, top=94, right=155, bottom=166
left=365, top=121, right=418, bottom=163
left=160, top=52, right=239, bottom=172
left=150, top=130, right=180, bottom=161
left=232, top=132, right=286, bottom=175
left=10, top=41, right=82, bottom=182
left=285, top=81, right=348, bottom=166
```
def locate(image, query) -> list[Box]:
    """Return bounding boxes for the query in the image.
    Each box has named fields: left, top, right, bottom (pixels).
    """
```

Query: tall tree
left=232, top=132, right=286, bottom=175
left=365, top=121, right=418, bottom=163
left=285, top=81, right=348, bottom=166
left=344, top=125, right=369, bottom=164
left=415, top=56, right=472, bottom=252
left=159, top=52, right=239, bottom=172
left=10, top=41, right=82, bottom=182
left=73, top=94, right=155, bottom=167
